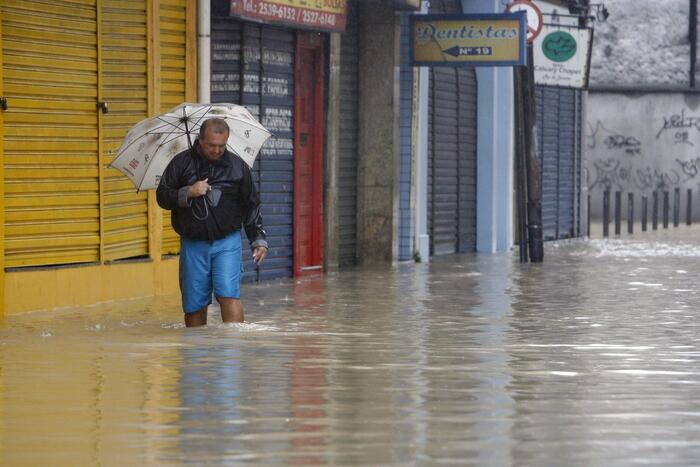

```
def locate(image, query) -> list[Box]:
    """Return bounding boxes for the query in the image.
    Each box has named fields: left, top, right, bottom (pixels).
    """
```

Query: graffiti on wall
left=588, top=121, right=641, bottom=156
left=585, top=93, right=700, bottom=220
left=655, top=109, right=700, bottom=141
left=676, top=157, right=700, bottom=182
left=587, top=104, right=700, bottom=195
left=588, top=158, right=627, bottom=192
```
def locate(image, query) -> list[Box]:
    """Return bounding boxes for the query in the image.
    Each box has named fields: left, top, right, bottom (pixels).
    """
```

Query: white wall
left=586, top=92, right=700, bottom=220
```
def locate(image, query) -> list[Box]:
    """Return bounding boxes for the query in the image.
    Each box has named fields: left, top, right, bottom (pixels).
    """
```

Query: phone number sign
left=230, top=0, right=347, bottom=32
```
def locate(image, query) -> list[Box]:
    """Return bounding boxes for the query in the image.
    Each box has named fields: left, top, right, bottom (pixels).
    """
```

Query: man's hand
left=188, top=178, right=211, bottom=198
left=253, top=246, right=268, bottom=265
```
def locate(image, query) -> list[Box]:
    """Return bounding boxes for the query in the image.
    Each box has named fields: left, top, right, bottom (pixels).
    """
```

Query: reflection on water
left=3, top=227, right=700, bottom=465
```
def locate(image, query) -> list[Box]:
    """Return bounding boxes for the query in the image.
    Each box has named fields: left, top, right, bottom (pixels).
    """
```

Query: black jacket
left=156, top=143, right=267, bottom=249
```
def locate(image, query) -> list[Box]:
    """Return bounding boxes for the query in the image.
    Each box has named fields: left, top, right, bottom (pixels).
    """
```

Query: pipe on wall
left=198, top=0, right=211, bottom=103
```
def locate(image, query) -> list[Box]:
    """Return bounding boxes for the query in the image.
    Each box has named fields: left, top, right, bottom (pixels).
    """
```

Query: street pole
left=523, top=44, right=544, bottom=262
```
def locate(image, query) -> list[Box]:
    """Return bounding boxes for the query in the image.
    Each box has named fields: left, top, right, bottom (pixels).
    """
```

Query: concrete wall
left=586, top=1, right=700, bottom=225
left=586, top=92, right=700, bottom=220
left=356, top=1, right=399, bottom=264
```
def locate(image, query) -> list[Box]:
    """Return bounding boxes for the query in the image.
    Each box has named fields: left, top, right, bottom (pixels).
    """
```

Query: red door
left=293, top=32, right=325, bottom=276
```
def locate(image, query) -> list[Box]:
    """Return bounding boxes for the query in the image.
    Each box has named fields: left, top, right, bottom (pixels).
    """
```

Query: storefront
left=424, top=0, right=478, bottom=256
left=0, top=0, right=196, bottom=313
left=532, top=0, right=588, bottom=240
left=211, top=0, right=349, bottom=278
left=536, top=86, right=583, bottom=240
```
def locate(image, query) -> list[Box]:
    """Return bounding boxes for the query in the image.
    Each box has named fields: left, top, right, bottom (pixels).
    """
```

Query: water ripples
left=2, top=227, right=700, bottom=464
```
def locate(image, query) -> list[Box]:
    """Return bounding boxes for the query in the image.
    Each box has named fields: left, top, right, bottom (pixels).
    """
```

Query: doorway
left=293, top=32, right=325, bottom=276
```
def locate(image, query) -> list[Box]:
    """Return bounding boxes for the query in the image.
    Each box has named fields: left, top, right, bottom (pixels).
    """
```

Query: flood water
left=2, top=227, right=700, bottom=466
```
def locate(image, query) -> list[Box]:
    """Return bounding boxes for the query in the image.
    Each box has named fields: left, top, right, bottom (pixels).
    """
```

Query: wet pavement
left=2, top=227, right=700, bottom=466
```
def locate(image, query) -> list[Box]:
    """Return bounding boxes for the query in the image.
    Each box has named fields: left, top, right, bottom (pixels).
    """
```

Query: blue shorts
left=179, top=231, right=242, bottom=313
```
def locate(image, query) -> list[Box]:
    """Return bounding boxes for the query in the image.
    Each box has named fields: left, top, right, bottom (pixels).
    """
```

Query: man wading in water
left=156, top=118, right=268, bottom=327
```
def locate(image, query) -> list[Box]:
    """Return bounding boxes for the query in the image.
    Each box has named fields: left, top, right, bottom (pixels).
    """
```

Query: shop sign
left=409, top=13, right=526, bottom=67
left=230, top=0, right=347, bottom=32
left=533, top=24, right=593, bottom=89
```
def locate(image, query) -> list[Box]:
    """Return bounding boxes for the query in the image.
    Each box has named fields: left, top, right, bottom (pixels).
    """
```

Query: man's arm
left=239, top=164, right=268, bottom=252
left=156, top=158, right=189, bottom=210
left=156, top=157, right=210, bottom=210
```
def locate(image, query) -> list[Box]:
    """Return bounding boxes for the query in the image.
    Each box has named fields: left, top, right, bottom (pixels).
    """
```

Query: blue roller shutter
left=211, top=15, right=295, bottom=281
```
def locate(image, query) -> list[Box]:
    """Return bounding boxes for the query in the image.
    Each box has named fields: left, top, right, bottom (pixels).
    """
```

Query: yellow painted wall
left=4, top=257, right=179, bottom=315
left=0, top=0, right=197, bottom=315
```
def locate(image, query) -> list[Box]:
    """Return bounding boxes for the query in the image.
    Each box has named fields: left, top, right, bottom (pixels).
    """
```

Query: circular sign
left=542, top=30, right=577, bottom=62
left=505, top=0, right=544, bottom=44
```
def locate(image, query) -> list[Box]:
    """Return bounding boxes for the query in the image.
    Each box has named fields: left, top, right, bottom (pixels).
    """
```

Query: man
left=156, top=118, right=268, bottom=327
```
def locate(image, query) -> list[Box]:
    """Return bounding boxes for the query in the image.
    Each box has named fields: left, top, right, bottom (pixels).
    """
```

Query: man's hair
left=199, top=118, right=230, bottom=139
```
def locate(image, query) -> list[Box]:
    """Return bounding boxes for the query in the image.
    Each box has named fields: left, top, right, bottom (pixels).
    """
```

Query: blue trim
left=408, top=12, right=526, bottom=67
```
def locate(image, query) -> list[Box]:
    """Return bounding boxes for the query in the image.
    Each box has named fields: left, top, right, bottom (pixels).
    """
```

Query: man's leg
left=184, top=306, right=208, bottom=327
left=219, top=297, right=244, bottom=323
left=180, top=236, right=211, bottom=328
left=212, top=232, right=243, bottom=323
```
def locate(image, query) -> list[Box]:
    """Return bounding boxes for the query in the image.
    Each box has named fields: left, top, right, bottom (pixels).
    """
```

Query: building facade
left=0, top=0, right=197, bottom=314
left=0, top=0, right=589, bottom=314
left=585, top=0, right=700, bottom=227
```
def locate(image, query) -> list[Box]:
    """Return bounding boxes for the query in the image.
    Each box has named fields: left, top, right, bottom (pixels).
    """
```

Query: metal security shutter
left=427, top=0, right=477, bottom=256
left=2, top=0, right=100, bottom=267
left=429, top=67, right=459, bottom=255
left=536, top=85, right=579, bottom=240
left=101, top=0, right=149, bottom=261
left=457, top=68, right=477, bottom=251
left=255, top=26, right=295, bottom=281
left=212, top=15, right=295, bottom=281
left=557, top=88, right=578, bottom=238
left=160, top=0, right=188, bottom=255
left=338, top=0, right=359, bottom=267
left=398, top=13, right=414, bottom=261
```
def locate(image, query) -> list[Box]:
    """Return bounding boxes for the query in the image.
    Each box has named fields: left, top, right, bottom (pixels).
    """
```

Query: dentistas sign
left=230, top=0, right=347, bottom=32
left=409, top=13, right=527, bottom=67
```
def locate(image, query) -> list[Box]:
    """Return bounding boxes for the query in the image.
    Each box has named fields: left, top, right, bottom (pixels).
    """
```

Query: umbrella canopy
left=109, top=103, right=272, bottom=191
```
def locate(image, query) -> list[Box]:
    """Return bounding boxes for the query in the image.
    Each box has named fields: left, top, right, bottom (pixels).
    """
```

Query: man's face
left=198, top=130, right=228, bottom=161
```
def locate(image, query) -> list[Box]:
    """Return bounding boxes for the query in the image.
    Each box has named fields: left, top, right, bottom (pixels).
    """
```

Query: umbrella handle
left=183, top=111, right=192, bottom=149
left=191, top=196, right=209, bottom=221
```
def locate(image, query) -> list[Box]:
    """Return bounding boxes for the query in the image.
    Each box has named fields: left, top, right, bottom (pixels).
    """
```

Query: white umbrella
left=109, top=103, right=272, bottom=191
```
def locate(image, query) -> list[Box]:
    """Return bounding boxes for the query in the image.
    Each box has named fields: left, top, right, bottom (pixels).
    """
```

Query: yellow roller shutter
left=2, top=0, right=100, bottom=268
left=100, top=0, right=149, bottom=261
left=160, top=0, right=187, bottom=255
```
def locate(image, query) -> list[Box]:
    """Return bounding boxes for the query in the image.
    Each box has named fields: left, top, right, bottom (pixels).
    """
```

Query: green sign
left=533, top=25, right=592, bottom=89
left=541, top=31, right=577, bottom=63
